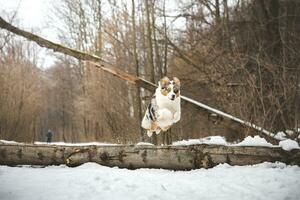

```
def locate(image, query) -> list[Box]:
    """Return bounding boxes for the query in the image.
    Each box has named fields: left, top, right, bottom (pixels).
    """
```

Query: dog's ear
left=160, top=77, right=170, bottom=87
left=173, top=77, right=180, bottom=87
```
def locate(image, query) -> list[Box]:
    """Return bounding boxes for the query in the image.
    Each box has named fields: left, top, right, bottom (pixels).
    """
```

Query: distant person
left=47, top=129, right=53, bottom=143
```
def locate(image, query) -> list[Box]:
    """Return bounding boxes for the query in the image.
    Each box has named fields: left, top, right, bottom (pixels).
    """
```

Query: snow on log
left=0, top=143, right=299, bottom=170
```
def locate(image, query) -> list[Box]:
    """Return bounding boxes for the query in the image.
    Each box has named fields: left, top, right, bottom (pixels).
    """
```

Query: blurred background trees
left=0, top=0, right=299, bottom=143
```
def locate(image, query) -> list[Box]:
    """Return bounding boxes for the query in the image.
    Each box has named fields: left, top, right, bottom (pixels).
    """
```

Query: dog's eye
left=162, top=86, right=170, bottom=91
left=174, top=88, right=178, bottom=93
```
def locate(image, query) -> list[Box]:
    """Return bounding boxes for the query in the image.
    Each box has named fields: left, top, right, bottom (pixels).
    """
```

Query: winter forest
left=1, top=0, right=300, bottom=200
left=0, top=0, right=299, bottom=145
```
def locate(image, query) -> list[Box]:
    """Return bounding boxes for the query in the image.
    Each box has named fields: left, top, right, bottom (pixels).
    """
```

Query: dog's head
left=158, top=77, right=181, bottom=101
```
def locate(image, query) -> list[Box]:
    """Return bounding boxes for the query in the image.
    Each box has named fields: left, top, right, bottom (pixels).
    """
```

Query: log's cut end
left=0, top=143, right=299, bottom=170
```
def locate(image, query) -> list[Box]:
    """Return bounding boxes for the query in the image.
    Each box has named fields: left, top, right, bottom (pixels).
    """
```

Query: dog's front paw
left=173, top=111, right=181, bottom=123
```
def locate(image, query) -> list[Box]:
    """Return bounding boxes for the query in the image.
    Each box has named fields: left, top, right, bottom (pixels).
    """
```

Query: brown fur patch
left=149, top=122, right=162, bottom=133
left=161, top=89, right=169, bottom=96
left=150, top=121, right=158, bottom=131
left=160, top=77, right=170, bottom=96
left=173, top=77, right=181, bottom=97
left=160, top=77, right=170, bottom=87
left=173, top=77, right=180, bottom=87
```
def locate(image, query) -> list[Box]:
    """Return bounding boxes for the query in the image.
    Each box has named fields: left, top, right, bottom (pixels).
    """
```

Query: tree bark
left=132, top=0, right=144, bottom=141
left=162, top=0, right=168, bottom=76
left=0, top=143, right=299, bottom=170
left=145, top=0, right=158, bottom=145
left=145, top=0, right=155, bottom=84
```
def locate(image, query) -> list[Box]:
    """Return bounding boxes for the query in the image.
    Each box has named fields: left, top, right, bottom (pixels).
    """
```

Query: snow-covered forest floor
left=0, top=162, right=300, bottom=200
left=1, top=136, right=300, bottom=200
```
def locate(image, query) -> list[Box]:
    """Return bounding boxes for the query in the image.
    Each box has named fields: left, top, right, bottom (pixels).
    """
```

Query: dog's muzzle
left=170, top=94, right=176, bottom=101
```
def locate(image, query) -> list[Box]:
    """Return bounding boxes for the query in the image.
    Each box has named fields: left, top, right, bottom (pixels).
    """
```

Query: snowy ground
left=0, top=162, right=300, bottom=200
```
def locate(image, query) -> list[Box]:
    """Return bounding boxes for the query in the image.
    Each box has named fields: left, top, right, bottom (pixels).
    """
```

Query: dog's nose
left=171, top=94, right=175, bottom=100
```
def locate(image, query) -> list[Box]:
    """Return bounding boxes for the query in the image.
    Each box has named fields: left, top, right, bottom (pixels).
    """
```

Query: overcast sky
left=0, top=0, right=58, bottom=68
left=0, top=0, right=56, bottom=36
left=0, top=0, right=185, bottom=68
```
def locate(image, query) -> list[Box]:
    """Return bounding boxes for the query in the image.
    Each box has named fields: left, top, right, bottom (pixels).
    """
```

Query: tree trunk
left=162, top=0, right=168, bottom=76
left=145, top=0, right=158, bottom=145
left=132, top=0, right=144, bottom=141
left=0, top=143, right=299, bottom=170
left=150, top=0, right=162, bottom=78
left=145, top=0, right=155, bottom=84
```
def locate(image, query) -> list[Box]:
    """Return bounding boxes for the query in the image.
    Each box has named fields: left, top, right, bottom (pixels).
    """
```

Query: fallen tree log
left=0, top=143, right=299, bottom=170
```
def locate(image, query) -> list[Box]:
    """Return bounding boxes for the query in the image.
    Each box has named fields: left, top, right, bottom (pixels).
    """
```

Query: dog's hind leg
left=155, top=129, right=161, bottom=135
left=147, top=130, right=153, bottom=137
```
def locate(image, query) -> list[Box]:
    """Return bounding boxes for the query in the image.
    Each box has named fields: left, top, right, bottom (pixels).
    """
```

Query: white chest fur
left=155, top=88, right=181, bottom=129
